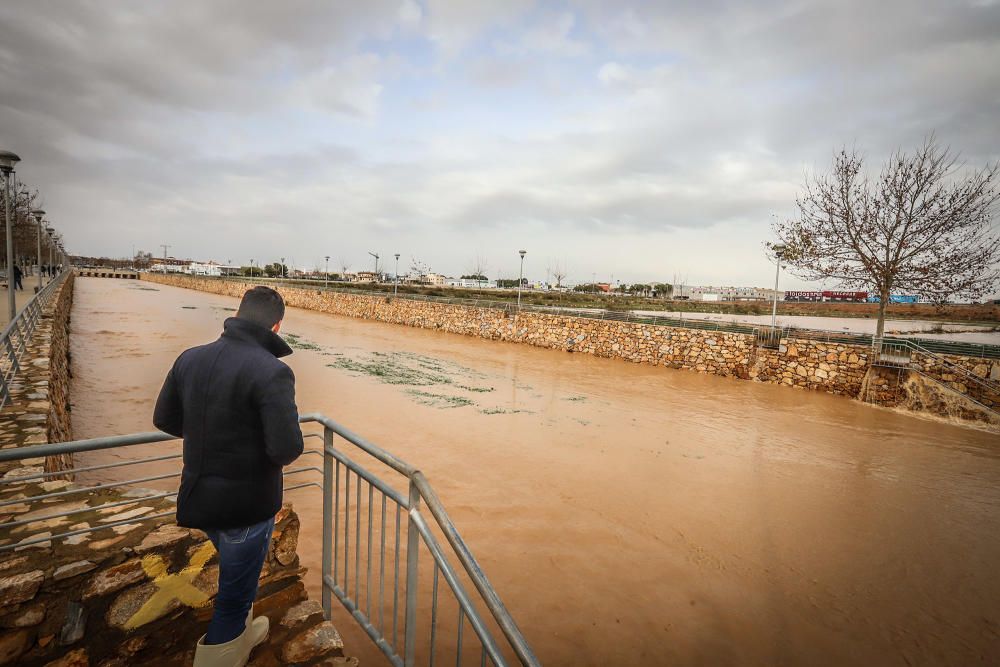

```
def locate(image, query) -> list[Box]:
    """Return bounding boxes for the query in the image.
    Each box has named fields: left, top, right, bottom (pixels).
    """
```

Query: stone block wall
left=0, top=275, right=351, bottom=665
left=751, top=339, right=871, bottom=396
left=915, top=354, right=1000, bottom=410
left=139, top=274, right=998, bottom=424
left=0, top=274, right=75, bottom=476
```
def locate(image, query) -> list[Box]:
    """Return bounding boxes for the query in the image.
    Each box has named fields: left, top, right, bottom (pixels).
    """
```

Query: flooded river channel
left=70, top=279, right=1000, bottom=666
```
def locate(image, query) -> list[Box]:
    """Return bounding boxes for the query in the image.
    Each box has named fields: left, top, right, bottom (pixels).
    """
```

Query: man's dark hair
left=236, top=286, right=285, bottom=329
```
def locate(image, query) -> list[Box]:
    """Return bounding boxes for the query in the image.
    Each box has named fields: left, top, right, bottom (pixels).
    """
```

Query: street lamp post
left=517, top=250, right=527, bottom=308
left=30, top=209, right=44, bottom=291
left=250, top=259, right=255, bottom=278
left=281, top=257, right=286, bottom=279
left=770, top=244, right=788, bottom=329
left=46, top=226, right=54, bottom=269
left=394, top=253, right=400, bottom=297
left=1, top=150, right=21, bottom=320
left=324, top=256, right=330, bottom=288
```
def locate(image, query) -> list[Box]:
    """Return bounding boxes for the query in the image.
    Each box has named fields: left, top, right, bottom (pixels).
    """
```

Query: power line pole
left=160, top=244, right=171, bottom=274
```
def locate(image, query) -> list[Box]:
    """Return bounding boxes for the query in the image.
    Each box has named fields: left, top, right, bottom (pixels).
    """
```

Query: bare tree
left=1, top=179, right=41, bottom=268
left=550, top=261, right=567, bottom=288
left=410, top=256, right=431, bottom=278
left=772, top=138, right=1000, bottom=337
left=466, top=254, right=488, bottom=280
left=338, top=257, right=351, bottom=275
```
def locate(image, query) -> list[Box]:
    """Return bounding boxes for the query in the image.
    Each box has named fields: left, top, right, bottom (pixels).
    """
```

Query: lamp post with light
left=517, top=249, right=527, bottom=309
left=31, top=209, right=45, bottom=291
left=324, top=256, right=330, bottom=288
left=1, top=150, right=21, bottom=320
left=46, top=226, right=54, bottom=269
left=394, top=253, right=400, bottom=297
left=770, top=244, right=788, bottom=329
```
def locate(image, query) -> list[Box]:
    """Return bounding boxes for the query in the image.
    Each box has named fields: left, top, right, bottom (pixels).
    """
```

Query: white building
left=685, top=285, right=782, bottom=302
left=186, top=262, right=223, bottom=277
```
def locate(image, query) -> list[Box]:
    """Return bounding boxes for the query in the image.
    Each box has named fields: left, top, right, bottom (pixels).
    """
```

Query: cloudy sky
left=1, top=0, right=998, bottom=288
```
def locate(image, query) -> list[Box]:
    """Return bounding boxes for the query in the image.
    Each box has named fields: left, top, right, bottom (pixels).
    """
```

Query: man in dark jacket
left=12, top=264, right=22, bottom=291
left=153, top=286, right=304, bottom=667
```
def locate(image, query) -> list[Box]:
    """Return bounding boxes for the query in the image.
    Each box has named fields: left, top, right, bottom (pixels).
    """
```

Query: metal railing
left=872, top=338, right=1000, bottom=407
left=152, top=273, right=1000, bottom=360
left=0, top=413, right=539, bottom=667
left=0, top=269, right=70, bottom=409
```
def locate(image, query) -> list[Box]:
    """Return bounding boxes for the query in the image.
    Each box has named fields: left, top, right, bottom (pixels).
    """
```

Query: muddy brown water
left=69, top=278, right=1000, bottom=666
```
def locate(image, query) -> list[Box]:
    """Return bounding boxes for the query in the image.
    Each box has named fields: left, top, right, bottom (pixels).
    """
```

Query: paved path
left=0, top=275, right=56, bottom=329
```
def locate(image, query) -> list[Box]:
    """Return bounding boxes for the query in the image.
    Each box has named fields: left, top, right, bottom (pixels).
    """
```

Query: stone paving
left=0, top=275, right=57, bottom=329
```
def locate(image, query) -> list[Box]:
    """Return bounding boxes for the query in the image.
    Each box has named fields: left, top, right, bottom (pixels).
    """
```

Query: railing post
left=321, top=426, right=334, bottom=620
left=403, top=477, right=421, bottom=667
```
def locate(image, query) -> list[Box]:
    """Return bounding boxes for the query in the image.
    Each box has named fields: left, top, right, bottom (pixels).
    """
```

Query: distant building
left=446, top=277, right=491, bottom=289
left=420, top=273, right=448, bottom=286
left=352, top=271, right=379, bottom=283
left=186, top=262, right=222, bottom=277
left=686, top=285, right=781, bottom=302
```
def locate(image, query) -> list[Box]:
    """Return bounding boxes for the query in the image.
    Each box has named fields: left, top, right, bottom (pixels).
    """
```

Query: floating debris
left=283, top=333, right=322, bottom=351
left=406, top=390, right=474, bottom=408
left=480, top=407, right=534, bottom=415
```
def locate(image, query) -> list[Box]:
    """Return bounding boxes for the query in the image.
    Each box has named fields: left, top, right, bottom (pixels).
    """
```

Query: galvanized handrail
left=0, top=268, right=70, bottom=409
left=872, top=337, right=1000, bottom=397
left=0, top=412, right=540, bottom=666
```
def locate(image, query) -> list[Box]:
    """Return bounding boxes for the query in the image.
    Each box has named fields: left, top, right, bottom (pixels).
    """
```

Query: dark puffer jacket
left=153, top=317, right=304, bottom=529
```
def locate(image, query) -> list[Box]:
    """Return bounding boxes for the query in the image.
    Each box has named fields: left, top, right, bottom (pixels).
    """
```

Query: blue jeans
left=203, top=516, right=275, bottom=644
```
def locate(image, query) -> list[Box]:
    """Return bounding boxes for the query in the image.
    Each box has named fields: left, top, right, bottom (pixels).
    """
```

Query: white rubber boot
left=191, top=611, right=268, bottom=667
left=245, top=608, right=269, bottom=651
left=192, top=628, right=251, bottom=667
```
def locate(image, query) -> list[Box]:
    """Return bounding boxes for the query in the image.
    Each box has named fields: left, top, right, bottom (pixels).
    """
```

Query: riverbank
left=141, top=273, right=1000, bottom=425
left=235, top=278, right=1000, bottom=324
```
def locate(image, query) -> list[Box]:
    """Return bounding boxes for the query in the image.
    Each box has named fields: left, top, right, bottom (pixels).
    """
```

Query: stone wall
left=751, top=339, right=871, bottom=396
left=0, top=274, right=75, bottom=476
left=0, top=276, right=352, bottom=666
left=915, top=354, right=999, bottom=411
left=140, top=274, right=999, bottom=423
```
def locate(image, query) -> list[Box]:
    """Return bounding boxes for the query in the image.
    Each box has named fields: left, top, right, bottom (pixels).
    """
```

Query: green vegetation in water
left=212, top=306, right=237, bottom=312
left=480, top=407, right=533, bottom=415
left=562, top=395, right=587, bottom=402
left=328, top=356, right=451, bottom=385
left=282, top=333, right=323, bottom=351
left=129, top=286, right=159, bottom=291
left=327, top=350, right=504, bottom=410
left=181, top=306, right=197, bottom=309
left=457, top=384, right=495, bottom=393
left=406, top=390, right=474, bottom=409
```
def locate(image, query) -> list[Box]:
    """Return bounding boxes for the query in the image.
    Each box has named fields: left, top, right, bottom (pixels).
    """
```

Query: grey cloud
left=1, top=1, right=997, bottom=288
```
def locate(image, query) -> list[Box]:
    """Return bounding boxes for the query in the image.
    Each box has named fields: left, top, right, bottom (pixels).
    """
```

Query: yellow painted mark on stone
left=124, top=541, right=217, bottom=630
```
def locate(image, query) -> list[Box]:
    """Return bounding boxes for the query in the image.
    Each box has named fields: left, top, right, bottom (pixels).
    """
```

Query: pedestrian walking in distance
left=153, top=286, right=304, bottom=666
left=12, top=264, right=23, bottom=291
